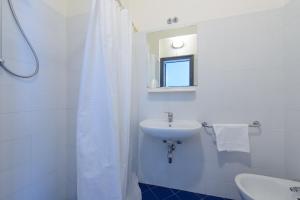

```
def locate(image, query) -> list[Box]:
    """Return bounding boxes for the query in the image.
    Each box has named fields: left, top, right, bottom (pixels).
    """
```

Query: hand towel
left=213, top=124, right=250, bottom=153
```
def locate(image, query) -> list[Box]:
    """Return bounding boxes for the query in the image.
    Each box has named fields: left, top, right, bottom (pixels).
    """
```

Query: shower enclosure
left=0, top=0, right=70, bottom=199
left=0, top=0, right=141, bottom=199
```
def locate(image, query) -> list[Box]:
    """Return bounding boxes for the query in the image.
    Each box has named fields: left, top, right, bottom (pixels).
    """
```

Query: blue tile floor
left=139, top=183, right=232, bottom=200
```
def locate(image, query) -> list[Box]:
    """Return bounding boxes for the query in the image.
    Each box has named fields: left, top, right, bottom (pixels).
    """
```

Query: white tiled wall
left=134, top=7, right=291, bottom=200
left=284, top=0, right=300, bottom=181
left=65, top=12, right=90, bottom=200
left=0, top=0, right=68, bottom=199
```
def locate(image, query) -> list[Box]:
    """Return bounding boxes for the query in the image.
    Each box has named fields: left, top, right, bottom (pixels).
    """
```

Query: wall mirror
left=147, top=25, right=198, bottom=92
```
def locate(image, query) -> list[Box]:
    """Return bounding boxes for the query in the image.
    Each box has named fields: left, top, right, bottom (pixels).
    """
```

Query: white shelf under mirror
left=147, top=86, right=197, bottom=93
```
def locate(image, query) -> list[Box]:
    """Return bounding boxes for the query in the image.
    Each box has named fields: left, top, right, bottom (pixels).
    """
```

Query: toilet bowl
left=235, top=174, right=300, bottom=200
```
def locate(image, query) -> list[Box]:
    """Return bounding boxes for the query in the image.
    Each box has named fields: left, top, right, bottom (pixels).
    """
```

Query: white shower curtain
left=76, top=0, right=141, bottom=199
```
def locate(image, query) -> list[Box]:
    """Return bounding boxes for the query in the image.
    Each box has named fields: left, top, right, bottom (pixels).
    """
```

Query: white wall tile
left=0, top=0, right=68, bottom=199
left=0, top=165, right=32, bottom=198
left=0, top=137, right=31, bottom=172
left=284, top=0, right=300, bottom=181
left=64, top=12, right=90, bottom=200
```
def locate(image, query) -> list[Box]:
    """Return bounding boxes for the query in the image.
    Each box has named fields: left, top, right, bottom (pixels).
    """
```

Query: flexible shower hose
left=0, top=0, right=39, bottom=78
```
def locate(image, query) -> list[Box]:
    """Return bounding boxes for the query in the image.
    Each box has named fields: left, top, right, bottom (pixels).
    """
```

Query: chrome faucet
left=290, top=187, right=300, bottom=192
left=165, top=112, right=174, bottom=123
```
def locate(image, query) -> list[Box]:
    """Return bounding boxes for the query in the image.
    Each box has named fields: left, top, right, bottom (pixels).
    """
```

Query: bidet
left=235, top=174, right=300, bottom=200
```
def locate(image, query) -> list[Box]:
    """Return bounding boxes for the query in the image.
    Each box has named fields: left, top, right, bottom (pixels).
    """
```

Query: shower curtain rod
left=115, top=0, right=138, bottom=32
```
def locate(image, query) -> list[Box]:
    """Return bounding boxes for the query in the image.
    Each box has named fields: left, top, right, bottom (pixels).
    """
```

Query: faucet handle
left=164, top=112, right=174, bottom=123
left=164, top=112, right=173, bottom=116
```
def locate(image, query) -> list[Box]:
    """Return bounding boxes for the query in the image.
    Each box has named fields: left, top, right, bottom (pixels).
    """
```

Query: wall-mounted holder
left=167, top=17, right=179, bottom=24
left=202, top=121, right=261, bottom=129
left=201, top=121, right=262, bottom=139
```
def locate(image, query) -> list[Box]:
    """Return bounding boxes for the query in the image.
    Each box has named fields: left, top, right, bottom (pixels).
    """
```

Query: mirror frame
left=160, top=55, right=194, bottom=87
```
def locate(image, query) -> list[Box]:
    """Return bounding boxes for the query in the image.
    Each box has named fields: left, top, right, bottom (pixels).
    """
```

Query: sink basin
left=235, top=174, right=300, bottom=200
left=139, top=119, right=201, bottom=140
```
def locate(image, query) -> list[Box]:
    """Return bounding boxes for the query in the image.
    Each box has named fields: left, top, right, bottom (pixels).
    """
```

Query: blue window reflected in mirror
left=160, top=55, right=194, bottom=87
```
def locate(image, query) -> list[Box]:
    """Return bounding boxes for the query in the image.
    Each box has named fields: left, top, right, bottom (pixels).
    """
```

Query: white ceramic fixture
left=235, top=174, right=300, bottom=200
left=139, top=119, right=201, bottom=140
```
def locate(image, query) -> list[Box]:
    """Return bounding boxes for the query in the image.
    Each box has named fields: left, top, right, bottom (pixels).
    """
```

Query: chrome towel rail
left=202, top=121, right=261, bottom=129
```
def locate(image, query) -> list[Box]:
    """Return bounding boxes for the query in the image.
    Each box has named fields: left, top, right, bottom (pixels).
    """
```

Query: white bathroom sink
left=235, top=174, right=300, bottom=200
left=139, top=119, right=201, bottom=140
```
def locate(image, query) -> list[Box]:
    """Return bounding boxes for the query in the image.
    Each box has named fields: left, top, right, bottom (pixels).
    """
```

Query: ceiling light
left=171, top=40, right=184, bottom=49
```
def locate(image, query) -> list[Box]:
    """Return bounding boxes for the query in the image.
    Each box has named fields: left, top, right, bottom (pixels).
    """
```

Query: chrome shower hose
left=0, top=0, right=39, bottom=78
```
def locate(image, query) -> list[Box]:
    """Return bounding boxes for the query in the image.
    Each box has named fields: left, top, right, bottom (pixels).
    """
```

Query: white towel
left=213, top=124, right=250, bottom=153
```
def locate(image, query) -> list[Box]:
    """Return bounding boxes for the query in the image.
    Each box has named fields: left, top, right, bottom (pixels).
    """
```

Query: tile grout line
left=148, top=186, right=160, bottom=200
left=162, top=189, right=179, bottom=200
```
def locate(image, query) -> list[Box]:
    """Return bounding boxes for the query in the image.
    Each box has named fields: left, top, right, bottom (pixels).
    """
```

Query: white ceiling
left=41, top=0, right=290, bottom=30
left=127, top=0, right=290, bottom=32
left=42, top=0, right=67, bottom=16
left=42, top=0, right=92, bottom=17
left=54, top=0, right=128, bottom=17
